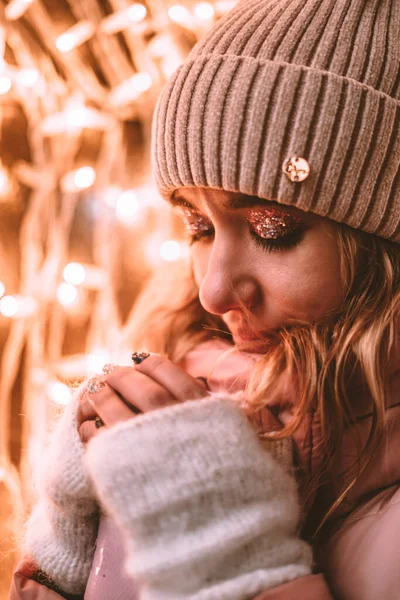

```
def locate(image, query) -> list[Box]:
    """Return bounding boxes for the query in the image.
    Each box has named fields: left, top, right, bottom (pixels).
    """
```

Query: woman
left=11, top=0, right=400, bottom=598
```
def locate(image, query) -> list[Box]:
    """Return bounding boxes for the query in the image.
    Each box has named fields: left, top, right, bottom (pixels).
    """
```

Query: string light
left=159, top=239, right=183, bottom=262
left=115, top=190, right=139, bottom=223
left=144, top=236, right=186, bottom=266
left=86, top=349, right=110, bottom=375
left=0, top=75, right=12, bottom=95
left=62, top=262, right=107, bottom=290
left=0, top=162, right=11, bottom=197
left=14, top=68, right=40, bottom=88
left=55, top=20, right=96, bottom=53
left=57, top=282, right=78, bottom=306
left=41, top=107, right=114, bottom=135
left=168, top=5, right=193, bottom=27
left=103, top=185, right=122, bottom=208
left=108, top=72, right=152, bottom=108
left=0, top=296, right=18, bottom=317
left=215, top=0, right=238, bottom=13
left=63, top=262, right=86, bottom=286
left=4, top=0, right=34, bottom=21
left=61, top=166, right=96, bottom=192
left=194, top=2, right=215, bottom=20
left=100, top=3, right=147, bottom=35
left=48, top=381, right=73, bottom=406
left=0, top=295, right=37, bottom=318
left=148, top=33, right=184, bottom=78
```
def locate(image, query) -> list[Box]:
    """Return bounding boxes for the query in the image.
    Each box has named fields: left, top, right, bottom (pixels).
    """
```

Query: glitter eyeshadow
left=247, top=208, right=303, bottom=239
left=180, top=206, right=211, bottom=236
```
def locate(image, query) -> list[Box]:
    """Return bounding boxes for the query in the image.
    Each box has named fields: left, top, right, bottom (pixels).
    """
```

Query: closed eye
left=177, top=206, right=305, bottom=253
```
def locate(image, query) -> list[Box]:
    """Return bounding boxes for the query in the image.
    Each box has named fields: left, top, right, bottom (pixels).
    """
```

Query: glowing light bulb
left=63, top=262, right=86, bottom=286
left=132, top=72, right=152, bottom=93
left=15, top=68, right=40, bottom=87
left=0, top=76, right=12, bottom=95
left=109, top=72, right=152, bottom=107
left=57, top=282, right=78, bottom=305
left=168, top=4, right=192, bottom=25
left=0, top=295, right=17, bottom=317
left=66, top=107, right=89, bottom=128
left=100, top=3, right=147, bottom=34
left=48, top=381, right=73, bottom=406
left=56, top=33, right=75, bottom=53
left=0, top=165, right=11, bottom=196
left=0, top=295, right=37, bottom=318
left=74, top=166, right=96, bottom=189
left=103, top=185, right=122, bottom=208
left=160, top=240, right=183, bottom=262
left=0, top=281, right=5, bottom=298
left=127, top=3, right=147, bottom=22
left=215, top=0, right=237, bottom=13
left=61, top=166, right=96, bottom=192
left=115, top=190, right=139, bottom=223
left=5, top=0, right=34, bottom=21
left=86, top=349, right=109, bottom=375
left=194, top=2, right=215, bottom=20
left=55, top=21, right=95, bottom=53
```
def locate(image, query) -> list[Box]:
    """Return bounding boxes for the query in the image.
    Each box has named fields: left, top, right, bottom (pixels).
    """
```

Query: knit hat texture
left=152, top=0, right=400, bottom=243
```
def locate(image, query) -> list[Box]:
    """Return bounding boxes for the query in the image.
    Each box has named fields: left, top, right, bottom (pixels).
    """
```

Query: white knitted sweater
left=23, top=388, right=313, bottom=599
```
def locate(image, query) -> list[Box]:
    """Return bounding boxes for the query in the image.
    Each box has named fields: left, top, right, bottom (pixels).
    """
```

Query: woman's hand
left=180, top=338, right=260, bottom=394
left=77, top=353, right=209, bottom=444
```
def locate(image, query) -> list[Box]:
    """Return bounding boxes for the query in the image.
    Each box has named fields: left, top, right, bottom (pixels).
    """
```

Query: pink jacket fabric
left=11, top=322, right=399, bottom=599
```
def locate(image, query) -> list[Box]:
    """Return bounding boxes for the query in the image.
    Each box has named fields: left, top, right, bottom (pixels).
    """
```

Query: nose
left=198, top=237, right=260, bottom=316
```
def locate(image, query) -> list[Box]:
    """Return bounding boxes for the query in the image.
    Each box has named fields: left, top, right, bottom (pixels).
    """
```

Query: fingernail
left=87, top=378, right=105, bottom=394
left=195, top=376, right=210, bottom=390
left=102, top=363, right=116, bottom=375
left=131, top=351, right=150, bottom=365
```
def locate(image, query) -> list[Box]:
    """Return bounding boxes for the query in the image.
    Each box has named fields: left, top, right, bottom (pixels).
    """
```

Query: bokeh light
left=63, top=262, right=86, bottom=286
left=57, top=282, right=78, bottom=306
left=160, top=239, right=183, bottom=262
left=0, top=76, right=12, bottom=95
left=194, top=2, right=215, bottom=20
left=48, top=381, right=73, bottom=406
left=115, top=190, right=139, bottom=223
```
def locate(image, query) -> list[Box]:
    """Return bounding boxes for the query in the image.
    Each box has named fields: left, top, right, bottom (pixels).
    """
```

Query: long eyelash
left=189, top=228, right=304, bottom=251
left=189, top=229, right=214, bottom=246
left=250, top=229, right=304, bottom=252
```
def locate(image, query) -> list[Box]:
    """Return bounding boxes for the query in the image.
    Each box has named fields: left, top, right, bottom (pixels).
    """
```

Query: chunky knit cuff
left=36, top=384, right=98, bottom=516
left=86, top=396, right=312, bottom=600
left=23, top=502, right=98, bottom=595
left=23, top=384, right=99, bottom=595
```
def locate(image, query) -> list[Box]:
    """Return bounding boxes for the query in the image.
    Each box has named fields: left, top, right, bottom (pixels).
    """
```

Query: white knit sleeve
left=22, top=384, right=100, bottom=596
left=85, top=396, right=313, bottom=600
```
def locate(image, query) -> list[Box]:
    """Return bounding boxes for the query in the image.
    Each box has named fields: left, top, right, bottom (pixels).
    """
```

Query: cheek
left=263, top=229, right=344, bottom=321
left=191, top=247, right=209, bottom=289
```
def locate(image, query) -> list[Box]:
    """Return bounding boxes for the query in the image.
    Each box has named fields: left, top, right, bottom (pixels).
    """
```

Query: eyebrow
left=168, top=192, right=270, bottom=210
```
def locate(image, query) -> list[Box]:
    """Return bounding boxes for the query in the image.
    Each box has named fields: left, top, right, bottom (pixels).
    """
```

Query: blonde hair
left=123, top=223, right=400, bottom=536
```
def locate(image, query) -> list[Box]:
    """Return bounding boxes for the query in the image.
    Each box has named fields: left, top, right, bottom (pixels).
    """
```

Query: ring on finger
left=94, top=416, right=105, bottom=429
left=87, top=378, right=105, bottom=394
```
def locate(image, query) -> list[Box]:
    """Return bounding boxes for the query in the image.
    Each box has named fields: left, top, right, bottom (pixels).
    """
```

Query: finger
left=77, top=398, right=97, bottom=427
left=112, top=354, right=210, bottom=403
left=103, top=367, right=178, bottom=413
left=195, top=376, right=210, bottom=390
left=88, top=383, right=137, bottom=426
left=79, top=419, right=102, bottom=444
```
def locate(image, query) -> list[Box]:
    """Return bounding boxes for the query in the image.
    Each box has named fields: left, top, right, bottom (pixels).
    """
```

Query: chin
left=232, top=336, right=273, bottom=353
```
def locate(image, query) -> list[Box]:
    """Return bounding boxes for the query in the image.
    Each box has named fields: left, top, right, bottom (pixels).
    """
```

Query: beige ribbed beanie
left=152, top=0, right=400, bottom=243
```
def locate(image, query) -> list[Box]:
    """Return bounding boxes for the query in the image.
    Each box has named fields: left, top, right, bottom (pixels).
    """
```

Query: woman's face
left=171, top=187, right=345, bottom=348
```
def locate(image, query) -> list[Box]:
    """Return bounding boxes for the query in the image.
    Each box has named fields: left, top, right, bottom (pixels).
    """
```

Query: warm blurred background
left=0, top=0, right=236, bottom=595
